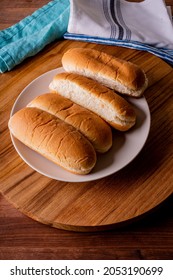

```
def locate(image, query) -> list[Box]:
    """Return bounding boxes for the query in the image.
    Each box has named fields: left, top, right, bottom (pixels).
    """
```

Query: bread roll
left=8, top=107, right=96, bottom=175
left=62, top=48, right=148, bottom=97
left=49, top=72, right=136, bottom=131
left=27, top=93, right=112, bottom=153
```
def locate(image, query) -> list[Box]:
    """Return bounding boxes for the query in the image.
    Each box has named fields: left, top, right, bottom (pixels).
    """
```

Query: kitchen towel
left=0, top=0, right=70, bottom=73
left=64, top=0, right=173, bottom=65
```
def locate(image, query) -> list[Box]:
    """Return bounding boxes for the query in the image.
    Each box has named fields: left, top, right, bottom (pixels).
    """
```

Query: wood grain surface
left=1, top=40, right=173, bottom=232
left=0, top=0, right=173, bottom=259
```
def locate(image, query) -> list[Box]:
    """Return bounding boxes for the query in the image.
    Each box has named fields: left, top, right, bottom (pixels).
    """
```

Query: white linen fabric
left=67, top=0, right=173, bottom=49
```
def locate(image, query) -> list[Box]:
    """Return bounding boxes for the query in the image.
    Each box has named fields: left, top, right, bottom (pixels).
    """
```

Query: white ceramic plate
left=10, top=68, right=151, bottom=182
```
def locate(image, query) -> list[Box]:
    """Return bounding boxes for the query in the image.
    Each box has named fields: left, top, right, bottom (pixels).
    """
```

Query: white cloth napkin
left=67, top=0, right=173, bottom=49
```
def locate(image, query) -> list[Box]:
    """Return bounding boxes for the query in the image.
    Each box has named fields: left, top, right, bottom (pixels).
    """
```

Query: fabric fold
left=0, top=0, right=70, bottom=73
left=67, top=0, right=173, bottom=49
left=65, top=0, right=173, bottom=65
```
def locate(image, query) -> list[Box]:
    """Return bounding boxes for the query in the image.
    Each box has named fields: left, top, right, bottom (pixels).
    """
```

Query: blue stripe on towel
left=102, top=0, right=117, bottom=39
left=116, top=0, right=131, bottom=40
left=110, top=0, right=124, bottom=40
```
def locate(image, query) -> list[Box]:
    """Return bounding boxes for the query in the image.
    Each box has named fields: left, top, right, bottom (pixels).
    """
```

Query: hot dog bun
left=49, top=72, right=136, bottom=131
left=27, top=93, right=112, bottom=153
left=62, top=48, right=148, bottom=97
left=8, top=107, right=96, bottom=175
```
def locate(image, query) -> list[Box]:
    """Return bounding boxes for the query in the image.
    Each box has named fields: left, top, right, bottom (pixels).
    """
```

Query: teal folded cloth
left=0, top=0, right=70, bottom=73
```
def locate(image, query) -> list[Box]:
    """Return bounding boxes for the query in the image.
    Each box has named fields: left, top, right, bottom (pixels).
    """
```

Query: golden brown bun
left=62, top=48, right=148, bottom=97
left=27, top=93, right=112, bottom=153
left=8, top=107, right=96, bottom=175
left=49, top=72, right=136, bottom=131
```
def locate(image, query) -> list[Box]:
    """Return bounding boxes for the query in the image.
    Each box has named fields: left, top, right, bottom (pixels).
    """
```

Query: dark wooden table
left=0, top=0, right=173, bottom=260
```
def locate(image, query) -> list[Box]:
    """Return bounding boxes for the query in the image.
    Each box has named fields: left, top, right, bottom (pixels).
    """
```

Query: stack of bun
left=9, top=48, right=148, bottom=175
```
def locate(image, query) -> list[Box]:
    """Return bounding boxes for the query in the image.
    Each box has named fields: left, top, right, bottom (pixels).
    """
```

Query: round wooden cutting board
left=1, top=42, right=173, bottom=232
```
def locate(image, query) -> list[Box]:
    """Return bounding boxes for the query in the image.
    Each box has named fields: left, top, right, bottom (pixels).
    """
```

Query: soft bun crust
left=8, top=107, right=96, bottom=175
left=27, top=93, right=112, bottom=153
left=49, top=72, right=136, bottom=131
left=62, top=48, right=148, bottom=97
